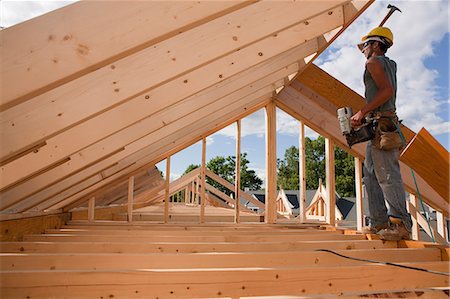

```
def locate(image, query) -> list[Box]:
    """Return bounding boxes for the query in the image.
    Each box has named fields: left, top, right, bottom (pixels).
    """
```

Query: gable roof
left=0, top=0, right=447, bottom=219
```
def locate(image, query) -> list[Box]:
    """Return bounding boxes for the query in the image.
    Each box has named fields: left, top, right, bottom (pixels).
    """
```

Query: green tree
left=277, top=136, right=355, bottom=197
left=182, top=153, right=263, bottom=195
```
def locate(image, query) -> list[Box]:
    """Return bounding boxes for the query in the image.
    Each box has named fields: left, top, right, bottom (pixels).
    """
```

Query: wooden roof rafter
left=0, top=0, right=375, bottom=216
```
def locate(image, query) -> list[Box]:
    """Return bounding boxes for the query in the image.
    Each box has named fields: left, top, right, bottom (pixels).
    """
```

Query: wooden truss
left=1, top=1, right=449, bottom=297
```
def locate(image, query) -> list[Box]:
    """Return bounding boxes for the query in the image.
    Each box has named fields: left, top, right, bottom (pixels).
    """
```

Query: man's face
left=361, top=41, right=374, bottom=59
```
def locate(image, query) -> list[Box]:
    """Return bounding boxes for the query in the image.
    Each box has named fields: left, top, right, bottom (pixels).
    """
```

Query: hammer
left=379, top=4, right=402, bottom=27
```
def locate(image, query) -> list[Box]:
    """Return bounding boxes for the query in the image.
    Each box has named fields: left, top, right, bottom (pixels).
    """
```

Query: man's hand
left=351, top=110, right=365, bottom=127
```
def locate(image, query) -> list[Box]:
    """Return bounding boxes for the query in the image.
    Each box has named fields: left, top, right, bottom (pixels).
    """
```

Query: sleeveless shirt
left=364, top=56, right=397, bottom=112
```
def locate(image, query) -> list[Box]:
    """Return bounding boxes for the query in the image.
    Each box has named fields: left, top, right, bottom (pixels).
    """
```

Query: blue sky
left=1, top=0, right=449, bottom=183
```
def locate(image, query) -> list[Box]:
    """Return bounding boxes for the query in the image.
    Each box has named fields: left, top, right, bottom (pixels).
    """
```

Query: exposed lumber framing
left=127, top=176, right=134, bottom=223
left=325, top=138, right=336, bottom=226
left=200, top=138, right=206, bottom=223
left=0, top=1, right=346, bottom=191
left=401, top=127, right=449, bottom=204
left=0, top=0, right=380, bottom=216
left=164, top=157, right=171, bottom=223
left=87, top=197, right=95, bottom=222
left=409, top=194, right=421, bottom=241
left=0, top=1, right=250, bottom=110
left=12, top=1, right=450, bottom=294
left=277, top=65, right=449, bottom=217
left=235, top=120, right=241, bottom=223
left=436, top=210, right=448, bottom=242
left=294, top=65, right=449, bottom=217
left=265, top=101, right=277, bottom=224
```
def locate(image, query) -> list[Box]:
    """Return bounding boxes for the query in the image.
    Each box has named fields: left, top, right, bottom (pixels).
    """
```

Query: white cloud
left=206, top=136, right=215, bottom=146
left=1, top=1, right=76, bottom=28
left=318, top=0, right=449, bottom=137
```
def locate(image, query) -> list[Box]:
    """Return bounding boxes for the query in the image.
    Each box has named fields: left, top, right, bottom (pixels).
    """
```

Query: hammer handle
left=379, top=11, right=395, bottom=27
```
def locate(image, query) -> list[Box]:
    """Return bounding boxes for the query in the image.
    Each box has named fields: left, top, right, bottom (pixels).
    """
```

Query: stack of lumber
left=1, top=221, right=448, bottom=298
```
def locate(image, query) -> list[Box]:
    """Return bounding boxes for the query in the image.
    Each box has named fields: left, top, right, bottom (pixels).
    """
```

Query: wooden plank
left=22, top=233, right=365, bottom=243
left=205, top=183, right=236, bottom=208
left=0, top=213, right=70, bottom=242
left=13, top=81, right=281, bottom=212
left=408, top=201, right=446, bottom=244
left=355, top=157, right=364, bottom=230
left=2, top=262, right=448, bottom=298
left=1, top=19, right=322, bottom=208
left=265, top=101, right=277, bottom=223
left=0, top=53, right=303, bottom=211
left=400, top=128, right=449, bottom=204
left=206, top=169, right=264, bottom=210
left=436, top=210, right=448, bottom=242
left=127, top=176, right=135, bottom=223
left=0, top=1, right=249, bottom=109
left=276, top=79, right=449, bottom=217
left=57, top=97, right=273, bottom=212
left=0, top=9, right=333, bottom=199
left=1, top=248, right=441, bottom=271
left=0, top=238, right=397, bottom=254
left=164, top=157, right=170, bottom=223
left=325, top=138, right=336, bottom=226
left=200, top=138, right=206, bottom=223
left=0, top=1, right=345, bottom=187
left=409, top=194, right=421, bottom=241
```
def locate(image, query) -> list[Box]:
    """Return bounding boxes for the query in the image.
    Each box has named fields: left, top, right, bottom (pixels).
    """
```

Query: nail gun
left=337, top=107, right=378, bottom=148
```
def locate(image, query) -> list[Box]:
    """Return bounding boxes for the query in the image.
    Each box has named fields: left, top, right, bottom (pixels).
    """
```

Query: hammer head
left=387, top=4, right=402, bottom=13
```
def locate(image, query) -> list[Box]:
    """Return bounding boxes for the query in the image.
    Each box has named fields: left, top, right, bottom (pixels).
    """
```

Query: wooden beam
left=265, top=101, right=277, bottom=224
left=87, top=197, right=95, bottom=222
left=0, top=1, right=250, bottom=110
left=1, top=238, right=396, bottom=254
left=407, top=201, right=446, bottom=244
left=0, top=1, right=345, bottom=188
left=235, top=120, right=241, bottom=223
left=20, top=85, right=277, bottom=213
left=355, top=157, right=364, bottom=230
left=436, top=210, right=448, bottom=242
left=298, top=121, right=307, bottom=223
left=276, top=75, right=449, bottom=217
left=164, top=158, right=170, bottom=223
left=0, top=59, right=299, bottom=212
left=2, top=262, right=448, bottom=298
left=201, top=138, right=206, bottom=223
left=408, top=194, right=420, bottom=241
left=325, top=138, right=336, bottom=226
left=1, top=248, right=441, bottom=271
left=400, top=128, right=449, bottom=204
left=127, top=176, right=134, bottom=223
left=58, top=95, right=271, bottom=214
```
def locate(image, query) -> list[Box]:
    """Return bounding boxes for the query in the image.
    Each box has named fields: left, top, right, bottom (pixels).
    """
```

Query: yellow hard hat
left=358, top=27, right=394, bottom=50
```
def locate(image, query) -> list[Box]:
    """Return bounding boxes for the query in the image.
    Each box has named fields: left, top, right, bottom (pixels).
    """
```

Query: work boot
left=377, top=217, right=411, bottom=241
left=360, top=223, right=388, bottom=234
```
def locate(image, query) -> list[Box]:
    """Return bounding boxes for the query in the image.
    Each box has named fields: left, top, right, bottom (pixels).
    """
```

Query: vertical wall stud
left=409, top=194, right=420, bottom=240
left=265, top=101, right=277, bottom=224
left=325, top=137, right=336, bottom=226
left=299, top=121, right=307, bottom=223
left=127, top=176, right=134, bottom=223
left=164, top=157, right=171, bottom=223
left=235, top=120, right=241, bottom=223
left=88, top=196, right=95, bottom=222
left=200, top=138, right=206, bottom=223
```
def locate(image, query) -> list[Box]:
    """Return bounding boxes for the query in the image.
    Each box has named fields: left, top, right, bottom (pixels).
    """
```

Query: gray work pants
left=363, top=141, right=412, bottom=230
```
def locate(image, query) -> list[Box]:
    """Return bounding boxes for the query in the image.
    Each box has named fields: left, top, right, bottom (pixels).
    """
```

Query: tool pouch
left=373, top=112, right=402, bottom=151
